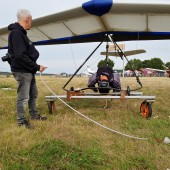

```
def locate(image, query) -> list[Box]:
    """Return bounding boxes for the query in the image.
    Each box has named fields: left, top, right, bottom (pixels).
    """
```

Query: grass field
left=0, top=75, right=170, bottom=170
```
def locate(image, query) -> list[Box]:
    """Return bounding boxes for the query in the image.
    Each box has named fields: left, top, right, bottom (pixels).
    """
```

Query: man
left=8, top=9, right=47, bottom=129
left=88, top=66, right=121, bottom=93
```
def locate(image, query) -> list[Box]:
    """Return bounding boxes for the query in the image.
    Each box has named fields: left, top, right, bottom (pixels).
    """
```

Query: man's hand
left=39, top=65, right=47, bottom=72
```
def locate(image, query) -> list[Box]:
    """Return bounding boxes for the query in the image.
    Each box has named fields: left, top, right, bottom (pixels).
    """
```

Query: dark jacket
left=88, top=66, right=121, bottom=92
left=8, top=22, right=40, bottom=74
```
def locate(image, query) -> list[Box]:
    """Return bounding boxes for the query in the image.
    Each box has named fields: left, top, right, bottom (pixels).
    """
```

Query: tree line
left=98, top=57, right=170, bottom=70
left=125, top=58, right=170, bottom=70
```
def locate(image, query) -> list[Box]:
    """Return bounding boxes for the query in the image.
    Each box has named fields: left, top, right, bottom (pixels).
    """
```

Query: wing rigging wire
left=80, top=44, right=106, bottom=74
left=69, top=37, right=77, bottom=70
left=63, top=39, right=106, bottom=91
left=133, top=32, right=140, bottom=59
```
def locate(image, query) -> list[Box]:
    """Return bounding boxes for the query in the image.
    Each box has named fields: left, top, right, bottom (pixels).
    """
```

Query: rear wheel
left=140, top=101, right=152, bottom=119
left=47, top=101, right=55, bottom=114
left=127, top=86, right=130, bottom=96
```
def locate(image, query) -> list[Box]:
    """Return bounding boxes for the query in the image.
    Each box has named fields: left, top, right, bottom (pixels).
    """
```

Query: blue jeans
left=13, top=72, right=39, bottom=123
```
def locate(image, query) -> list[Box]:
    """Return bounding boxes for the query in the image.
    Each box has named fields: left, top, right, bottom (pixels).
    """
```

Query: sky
left=1, top=0, right=170, bottom=74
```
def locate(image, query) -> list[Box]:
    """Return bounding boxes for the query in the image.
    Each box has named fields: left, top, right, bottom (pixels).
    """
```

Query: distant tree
left=125, top=57, right=168, bottom=70
left=97, top=58, right=114, bottom=68
left=125, top=59, right=142, bottom=70
left=141, top=60, right=152, bottom=68
left=150, top=58, right=164, bottom=69
left=125, top=60, right=131, bottom=70
left=165, top=62, right=170, bottom=68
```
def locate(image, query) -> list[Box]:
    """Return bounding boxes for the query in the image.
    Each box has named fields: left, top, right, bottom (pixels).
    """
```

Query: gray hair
left=17, top=9, right=31, bottom=22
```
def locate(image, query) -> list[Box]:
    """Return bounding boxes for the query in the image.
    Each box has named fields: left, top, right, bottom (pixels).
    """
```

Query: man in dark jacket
left=88, top=66, right=121, bottom=93
left=8, top=9, right=47, bottom=129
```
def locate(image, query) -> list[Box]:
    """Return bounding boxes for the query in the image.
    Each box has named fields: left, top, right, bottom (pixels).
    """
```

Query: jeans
left=13, top=72, right=39, bottom=123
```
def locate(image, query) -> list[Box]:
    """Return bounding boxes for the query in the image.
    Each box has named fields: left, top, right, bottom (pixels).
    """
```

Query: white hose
left=40, top=73, right=148, bottom=140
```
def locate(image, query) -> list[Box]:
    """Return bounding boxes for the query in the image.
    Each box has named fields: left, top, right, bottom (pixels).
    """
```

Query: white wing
left=1, top=0, right=170, bottom=49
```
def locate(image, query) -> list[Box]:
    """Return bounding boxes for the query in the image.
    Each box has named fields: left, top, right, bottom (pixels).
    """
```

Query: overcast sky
left=1, top=0, right=170, bottom=74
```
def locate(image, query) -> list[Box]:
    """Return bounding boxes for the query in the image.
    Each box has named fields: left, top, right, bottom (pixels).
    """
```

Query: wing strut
left=63, top=35, right=107, bottom=91
left=108, top=34, right=143, bottom=91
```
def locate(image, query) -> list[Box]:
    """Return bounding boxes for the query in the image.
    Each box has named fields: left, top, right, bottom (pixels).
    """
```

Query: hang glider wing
left=1, top=0, right=170, bottom=49
left=100, top=49, right=146, bottom=57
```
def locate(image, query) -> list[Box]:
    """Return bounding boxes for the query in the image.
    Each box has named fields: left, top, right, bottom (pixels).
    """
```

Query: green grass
left=1, top=140, right=109, bottom=170
left=0, top=82, right=12, bottom=88
left=0, top=76, right=170, bottom=170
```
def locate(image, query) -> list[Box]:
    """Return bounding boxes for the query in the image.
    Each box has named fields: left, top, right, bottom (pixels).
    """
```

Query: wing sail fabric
left=1, top=0, right=170, bottom=49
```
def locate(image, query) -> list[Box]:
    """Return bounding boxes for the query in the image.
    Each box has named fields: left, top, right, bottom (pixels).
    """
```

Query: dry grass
left=0, top=76, right=170, bottom=169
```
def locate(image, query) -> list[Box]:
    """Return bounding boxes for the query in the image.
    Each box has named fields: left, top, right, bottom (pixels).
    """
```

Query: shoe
left=18, top=120, right=35, bottom=129
left=31, top=114, right=47, bottom=121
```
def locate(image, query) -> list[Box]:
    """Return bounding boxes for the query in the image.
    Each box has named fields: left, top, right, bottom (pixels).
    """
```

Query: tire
left=127, top=86, right=130, bottom=96
left=140, top=101, right=152, bottom=119
left=47, top=101, right=55, bottom=114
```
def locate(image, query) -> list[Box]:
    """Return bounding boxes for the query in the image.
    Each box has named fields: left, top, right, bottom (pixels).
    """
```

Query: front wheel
left=47, top=101, right=55, bottom=114
left=140, top=101, right=152, bottom=119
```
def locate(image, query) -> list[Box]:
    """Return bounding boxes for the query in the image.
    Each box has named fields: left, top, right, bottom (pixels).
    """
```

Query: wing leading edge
left=1, top=0, right=170, bottom=49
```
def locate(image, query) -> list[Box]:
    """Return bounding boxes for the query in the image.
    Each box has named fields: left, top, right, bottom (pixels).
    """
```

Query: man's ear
left=25, top=18, right=29, bottom=23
